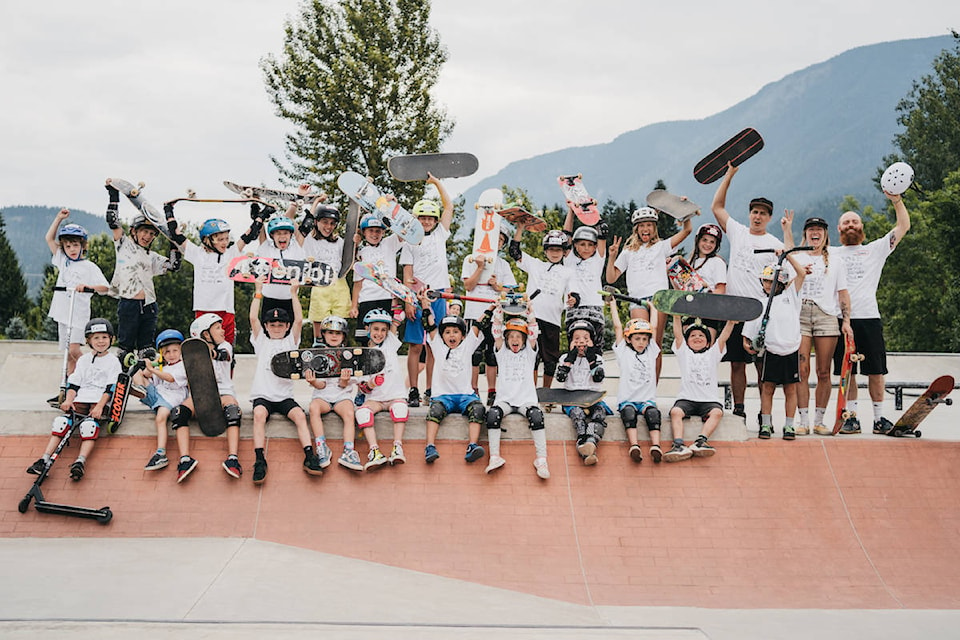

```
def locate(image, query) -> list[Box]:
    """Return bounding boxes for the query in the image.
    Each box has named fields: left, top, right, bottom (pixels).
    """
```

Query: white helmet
left=190, top=313, right=223, bottom=339
left=631, top=207, right=658, bottom=225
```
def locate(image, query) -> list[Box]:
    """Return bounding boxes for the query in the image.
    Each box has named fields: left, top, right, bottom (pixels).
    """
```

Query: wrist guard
left=105, top=183, right=120, bottom=203
left=240, top=218, right=263, bottom=244
left=476, top=309, right=493, bottom=331
left=106, top=203, right=120, bottom=229
left=214, top=345, right=231, bottom=362
left=167, top=248, right=182, bottom=273
left=569, top=292, right=581, bottom=308
left=298, top=213, right=316, bottom=236
left=508, top=239, right=522, bottom=261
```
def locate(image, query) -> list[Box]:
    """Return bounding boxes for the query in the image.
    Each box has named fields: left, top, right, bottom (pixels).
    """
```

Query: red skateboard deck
left=498, top=205, right=547, bottom=232
left=885, top=375, right=953, bottom=438
left=693, top=128, right=764, bottom=184
left=833, top=333, right=864, bottom=434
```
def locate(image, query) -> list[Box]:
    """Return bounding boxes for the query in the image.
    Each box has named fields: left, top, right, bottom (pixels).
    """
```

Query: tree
left=261, top=0, right=453, bottom=204
left=0, top=211, right=31, bottom=331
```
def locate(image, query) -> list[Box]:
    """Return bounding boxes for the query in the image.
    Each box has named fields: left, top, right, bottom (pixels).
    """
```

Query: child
left=742, top=252, right=808, bottom=440
left=563, top=208, right=607, bottom=348
left=485, top=304, right=550, bottom=478
left=608, top=297, right=662, bottom=463
left=555, top=320, right=608, bottom=466
left=105, top=183, right=179, bottom=362
left=354, top=308, right=409, bottom=469
left=297, top=202, right=352, bottom=345
left=350, top=214, right=403, bottom=347
left=27, top=318, right=121, bottom=481
left=420, top=293, right=489, bottom=464
left=666, top=315, right=736, bottom=461
left=135, top=329, right=190, bottom=474
left=256, top=212, right=305, bottom=322
left=44, top=209, right=109, bottom=393
left=249, top=279, right=323, bottom=484
left=508, top=224, right=579, bottom=388
left=304, top=316, right=361, bottom=471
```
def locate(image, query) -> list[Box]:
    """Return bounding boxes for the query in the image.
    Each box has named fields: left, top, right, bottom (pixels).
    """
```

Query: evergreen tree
left=0, top=211, right=31, bottom=330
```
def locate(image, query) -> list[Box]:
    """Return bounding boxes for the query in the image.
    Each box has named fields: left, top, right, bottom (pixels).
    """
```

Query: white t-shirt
left=519, top=253, right=577, bottom=326
left=428, top=330, right=483, bottom=397
left=256, top=239, right=306, bottom=300
left=460, top=255, right=517, bottom=320
left=48, top=251, right=109, bottom=327
left=493, top=343, right=539, bottom=407
left=563, top=251, right=605, bottom=307
left=742, top=286, right=802, bottom=356
left=311, top=375, right=357, bottom=405
left=357, top=236, right=403, bottom=303
left=183, top=242, right=240, bottom=314
left=250, top=331, right=297, bottom=402
left=690, top=255, right=727, bottom=292
left=795, top=252, right=847, bottom=317
left=68, top=352, right=121, bottom=404
left=366, top=332, right=406, bottom=402
left=399, top=225, right=450, bottom=289
left=212, top=342, right=236, bottom=397
left=111, top=235, right=169, bottom=303
left=613, top=340, right=660, bottom=406
left=724, top=218, right=784, bottom=300
left=561, top=353, right=603, bottom=393
left=614, top=240, right=673, bottom=299
left=301, top=234, right=344, bottom=277
left=675, top=340, right=725, bottom=404
left=153, top=360, right=189, bottom=407
left=834, top=232, right=895, bottom=319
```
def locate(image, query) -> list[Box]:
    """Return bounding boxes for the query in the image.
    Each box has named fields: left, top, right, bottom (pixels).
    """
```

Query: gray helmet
left=572, top=226, right=599, bottom=244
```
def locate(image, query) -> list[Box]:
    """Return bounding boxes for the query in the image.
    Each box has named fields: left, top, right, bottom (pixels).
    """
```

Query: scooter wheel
left=914, top=431, right=922, bottom=438
left=97, top=508, right=113, bottom=524
left=18, top=497, right=31, bottom=514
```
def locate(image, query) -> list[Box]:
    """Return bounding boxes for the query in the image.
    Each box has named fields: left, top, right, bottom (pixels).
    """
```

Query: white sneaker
left=484, top=455, right=506, bottom=474
left=795, top=424, right=810, bottom=436
left=388, top=442, right=406, bottom=465
left=534, top=457, right=550, bottom=479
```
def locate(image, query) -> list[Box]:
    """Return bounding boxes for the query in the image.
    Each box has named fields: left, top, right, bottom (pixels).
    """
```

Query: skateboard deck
left=387, top=153, right=479, bottom=181
left=693, top=128, right=764, bottom=184
left=354, top=261, right=418, bottom=306
left=106, top=178, right=177, bottom=243
left=226, top=255, right=335, bottom=287
left=337, top=171, right=381, bottom=212
left=667, top=255, right=710, bottom=292
left=271, top=347, right=386, bottom=380
left=885, top=375, right=953, bottom=438
left=180, top=338, right=228, bottom=437
left=374, top=195, right=424, bottom=244
left=536, top=388, right=605, bottom=408
left=104, top=361, right=143, bottom=435
left=558, top=174, right=601, bottom=225
left=646, top=189, right=700, bottom=222
left=651, top=289, right=763, bottom=322
left=832, top=332, right=865, bottom=434
left=471, top=188, right=503, bottom=283
left=223, top=180, right=325, bottom=207
left=498, top=205, right=546, bottom=232
left=339, top=199, right=360, bottom=279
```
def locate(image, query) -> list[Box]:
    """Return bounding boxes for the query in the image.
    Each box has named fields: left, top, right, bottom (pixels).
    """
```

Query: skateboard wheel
left=18, top=497, right=30, bottom=513
left=343, top=350, right=353, bottom=360
left=97, top=508, right=113, bottom=524
left=946, top=399, right=954, bottom=406
left=685, top=294, right=694, bottom=302
left=290, top=350, right=300, bottom=358
left=291, top=373, right=301, bottom=380
left=915, top=431, right=922, bottom=438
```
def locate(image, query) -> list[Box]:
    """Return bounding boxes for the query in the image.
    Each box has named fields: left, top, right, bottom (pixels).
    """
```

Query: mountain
left=461, top=35, right=953, bottom=241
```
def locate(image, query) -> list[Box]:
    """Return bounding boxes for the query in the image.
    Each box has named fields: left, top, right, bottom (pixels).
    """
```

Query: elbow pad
left=508, top=239, right=522, bottom=261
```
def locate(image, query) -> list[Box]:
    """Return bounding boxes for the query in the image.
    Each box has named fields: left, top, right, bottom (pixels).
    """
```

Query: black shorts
left=536, top=320, right=561, bottom=376
left=672, top=399, right=723, bottom=421
left=252, top=397, right=302, bottom=416
left=832, top=317, right=887, bottom=376
left=356, top=299, right=392, bottom=345
left=466, top=319, right=496, bottom=367
left=721, top=321, right=754, bottom=364
left=757, top=351, right=800, bottom=386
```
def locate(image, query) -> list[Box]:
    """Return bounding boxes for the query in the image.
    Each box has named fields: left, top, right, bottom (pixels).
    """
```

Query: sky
left=0, top=1, right=955, bottom=226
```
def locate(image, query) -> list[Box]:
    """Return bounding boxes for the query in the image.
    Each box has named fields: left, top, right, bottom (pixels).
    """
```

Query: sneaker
left=783, top=425, right=796, bottom=441
left=26, top=458, right=47, bottom=475
left=758, top=424, right=773, bottom=439
left=464, top=443, right=485, bottom=463
left=47, top=395, right=62, bottom=409
left=650, top=444, right=663, bottom=464
left=303, top=452, right=324, bottom=476
left=130, top=384, right=147, bottom=399
left=795, top=424, right=810, bottom=436
left=534, top=457, right=550, bottom=479
left=577, top=438, right=598, bottom=466
left=253, top=459, right=268, bottom=484
left=873, top=416, right=894, bottom=435
left=839, top=414, right=861, bottom=435
left=354, top=392, right=366, bottom=407
left=176, top=457, right=198, bottom=483
left=486, top=391, right=497, bottom=407
left=338, top=449, right=363, bottom=471
left=316, top=441, right=333, bottom=469
left=424, top=444, right=439, bottom=464
left=364, top=447, right=388, bottom=471
left=389, top=443, right=406, bottom=465
left=423, top=388, right=432, bottom=404
left=689, top=437, right=716, bottom=458
left=222, top=457, right=242, bottom=479
left=663, top=442, right=693, bottom=463
left=144, top=452, right=169, bottom=471
left=629, top=444, right=643, bottom=462
left=814, top=424, right=833, bottom=436
left=485, top=455, right=506, bottom=473
left=69, top=460, right=85, bottom=481
left=407, top=387, right=421, bottom=408
left=732, top=407, right=746, bottom=420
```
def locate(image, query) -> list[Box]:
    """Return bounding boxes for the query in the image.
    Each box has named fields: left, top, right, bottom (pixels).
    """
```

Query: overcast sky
left=0, top=1, right=955, bottom=225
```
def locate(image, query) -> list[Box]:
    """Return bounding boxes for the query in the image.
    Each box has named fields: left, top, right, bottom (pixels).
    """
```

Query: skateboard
left=885, top=375, right=954, bottom=438
left=339, top=199, right=361, bottom=279
left=223, top=180, right=326, bottom=207
left=558, top=174, right=601, bottom=225
left=226, top=255, right=335, bottom=287
left=353, top=261, right=418, bottom=306
left=650, top=289, right=763, bottom=322
left=164, top=191, right=271, bottom=208
left=337, top=171, right=424, bottom=244
left=498, top=204, right=547, bottom=232
left=425, top=289, right=528, bottom=315
left=645, top=189, right=700, bottom=222
left=831, top=332, right=865, bottom=434
left=693, top=128, right=765, bottom=184
left=270, top=347, right=386, bottom=380
left=470, top=188, right=503, bottom=283
left=106, top=178, right=176, bottom=243
left=666, top=255, right=711, bottom=292
left=387, top=153, right=479, bottom=181
left=501, top=285, right=538, bottom=315
left=104, top=360, right=145, bottom=435
left=536, top=388, right=605, bottom=408
left=180, top=338, right=228, bottom=437
left=752, top=246, right=812, bottom=354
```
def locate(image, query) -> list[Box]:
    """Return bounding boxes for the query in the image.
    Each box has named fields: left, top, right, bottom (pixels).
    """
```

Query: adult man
left=833, top=191, right=910, bottom=434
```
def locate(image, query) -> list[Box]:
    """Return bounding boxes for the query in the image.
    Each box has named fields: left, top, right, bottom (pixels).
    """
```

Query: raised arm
left=46, top=208, right=69, bottom=253
left=605, top=236, right=623, bottom=283
left=781, top=209, right=795, bottom=250
left=608, top=295, right=623, bottom=343
left=290, top=282, right=303, bottom=342
left=887, top=191, right=911, bottom=251
left=669, top=216, right=693, bottom=249
left=428, top=173, right=455, bottom=231
left=250, top=278, right=265, bottom=338
left=710, top=162, right=738, bottom=232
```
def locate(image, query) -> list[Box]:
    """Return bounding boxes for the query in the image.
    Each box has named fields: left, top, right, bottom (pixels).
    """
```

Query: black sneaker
left=839, top=415, right=861, bottom=435
left=486, top=391, right=497, bottom=407
left=26, top=458, right=47, bottom=475
left=144, top=452, right=169, bottom=471
left=176, top=457, right=198, bottom=483
left=69, top=460, right=85, bottom=481
left=873, top=416, right=894, bottom=435
left=303, top=452, right=324, bottom=476
left=732, top=406, right=746, bottom=420
left=47, top=395, right=62, bottom=409
left=222, top=456, right=242, bottom=479
left=253, top=459, right=268, bottom=485
left=407, top=387, right=421, bottom=408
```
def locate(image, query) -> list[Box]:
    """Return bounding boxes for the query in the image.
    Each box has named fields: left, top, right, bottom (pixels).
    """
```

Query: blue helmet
left=359, top=214, right=385, bottom=230
left=266, top=215, right=296, bottom=236
left=57, top=223, right=88, bottom=241
left=363, top=308, right=392, bottom=326
left=155, top=328, right=185, bottom=350
left=199, top=218, right=231, bottom=240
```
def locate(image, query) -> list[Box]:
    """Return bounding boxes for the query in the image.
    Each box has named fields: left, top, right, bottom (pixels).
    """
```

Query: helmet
left=320, top=316, right=349, bottom=333
left=84, top=317, right=114, bottom=338
left=412, top=199, right=441, bottom=218
left=57, top=223, right=88, bottom=241
left=631, top=207, right=659, bottom=225
left=155, top=329, right=184, bottom=350
left=624, top=318, right=653, bottom=337
left=543, top=229, right=570, bottom=250
left=759, top=265, right=788, bottom=284
left=572, top=226, right=598, bottom=244
left=264, top=307, right=291, bottom=324
left=567, top=319, right=596, bottom=340
left=359, top=214, right=385, bottom=230
left=363, top=308, right=393, bottom=326
left=696, top=223, right=722, bottom=242
left=199, top=218, right=231, bottom=240
left=314, top=205, right=340, bottom=222
left=190, top=312, right=223, bottom=339
left=130, top=214, right=156, bottom=231
left=503, top=318, right=529, bottom=336
left=439, top=315, right=467, bottom=335
left=683, top=322, right=712, bottom=345
left=266, top=215, right=295, bottom=236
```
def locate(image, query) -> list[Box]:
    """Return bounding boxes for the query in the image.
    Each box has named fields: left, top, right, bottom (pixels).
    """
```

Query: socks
left=797, top=408, right=809, bottom=426
left=815, top=407, right=826, bottom=426
left=873, top=401, right=884, bottom=421
left=761, top=414, right=772, bottom=426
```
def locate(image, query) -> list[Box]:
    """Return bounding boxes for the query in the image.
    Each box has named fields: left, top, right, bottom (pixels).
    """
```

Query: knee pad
left=619, top=404, right=638, bottom=430
left=587, top=420, right=606, bottom=441
left=486, top=405, right=504, bottom=430
left=568, top=406, right=587, bottom=436
left=588, top=405, right=606, bottom=424
left=79, top=418, right=100, bottom=441
left=171, top=405, right=192, bottom=429
left=356, top=407, right=375, bottom=429
left=426, top=401, right=447, bottom=424
left=644, top=406, right=662, bottom=430
left=223, top=403, right=242, bottom=427
left=466, top=400, right=487, bottom=423
left=51, top=414, right=71, bottom=437
left=526, top=406, right=545, bottom=431
left=389, top=402, right=408, bottom=423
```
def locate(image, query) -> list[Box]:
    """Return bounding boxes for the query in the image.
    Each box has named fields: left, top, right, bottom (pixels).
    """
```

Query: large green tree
left=0, top=211, right=31, bottom=332
left=261, top=0, right=453, bottom=204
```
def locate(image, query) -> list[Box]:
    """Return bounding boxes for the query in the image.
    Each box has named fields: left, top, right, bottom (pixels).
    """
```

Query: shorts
left=308, top=279, right=351, bottom=321
left=139, top=384, right=174, bottom=413
left=252, top=397, right=302, bottom=416
left=117, top=299, right=158, bottom=351
left=57, top=321, right=85, bottom=349
left=832, top=317, right=888, bottom=376
left=672, top=399, right=723, bottom=421
left=757, top=350, right=801, bottom=386
left=562, top=401, right=613, bottom=416
left=356, top=299, right=392, bottom=345
left=721, top=321, right=754, bottom=364
left=403, top=297, right=447, bottom=344
left=434, top=393, right=482, bottom=414
left=618, top=400, right=657, bottom=414
left=799, top=299, right=840, bottom=337
left=195, top=310, right=236, bottom=344
left=536, top=320, right=561, bottom=376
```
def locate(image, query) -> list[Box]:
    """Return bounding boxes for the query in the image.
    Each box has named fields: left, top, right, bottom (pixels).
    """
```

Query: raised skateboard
left=470, top=188, right=503, bottom=283
left=666, top=255, right=710, bottom=292
left=536, top=388, right=605, bottom=408
left=558, top=174, right=601, bottom=225
left=425, top=289, right=530, bottom=315
left=693, top=128, right=765, bottom=184
left=223, top=180, right=326, bottom=207
left=106, top=178, right=177, bottom=243
left=337, top=171, right=424, bottom=244
left=180, top=338, right=228, bottom=437
left=339, top=199, right=361, bottom=279
left=498, top=204, right=547, bottom=232
left=884, top=375, right=953, bottom=438
left=226, top=255, right=335, bottom=287
left=645, top=189, right=700, bottom=222
left=833, top=332, right=864, bottom=434
left=353, top=261, right=418, bottom=306
left=752, top=246, right=812, bottom=354
left=104, top=360, right=145, bottom=435
left=271, top=347, right=386, bottom=380
left=164, top=190, right=272, bottom=209
left=337, top=171, right=381, bottom=211
left=650, top=289, right=763, bottom=322
left=387, top=153, right=479, bottom=181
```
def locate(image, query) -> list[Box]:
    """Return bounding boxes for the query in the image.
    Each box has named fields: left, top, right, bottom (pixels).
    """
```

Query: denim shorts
left=139, top=384, right=173, bottom=413
left=435, top=393, right=481, bottom=414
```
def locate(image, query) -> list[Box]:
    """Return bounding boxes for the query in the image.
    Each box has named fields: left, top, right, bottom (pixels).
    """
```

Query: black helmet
left=84, top=317, right=114, bottom=338
left=438, top=315, right=467, bottom=335
left=566, top=319, right=595, bottom=341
